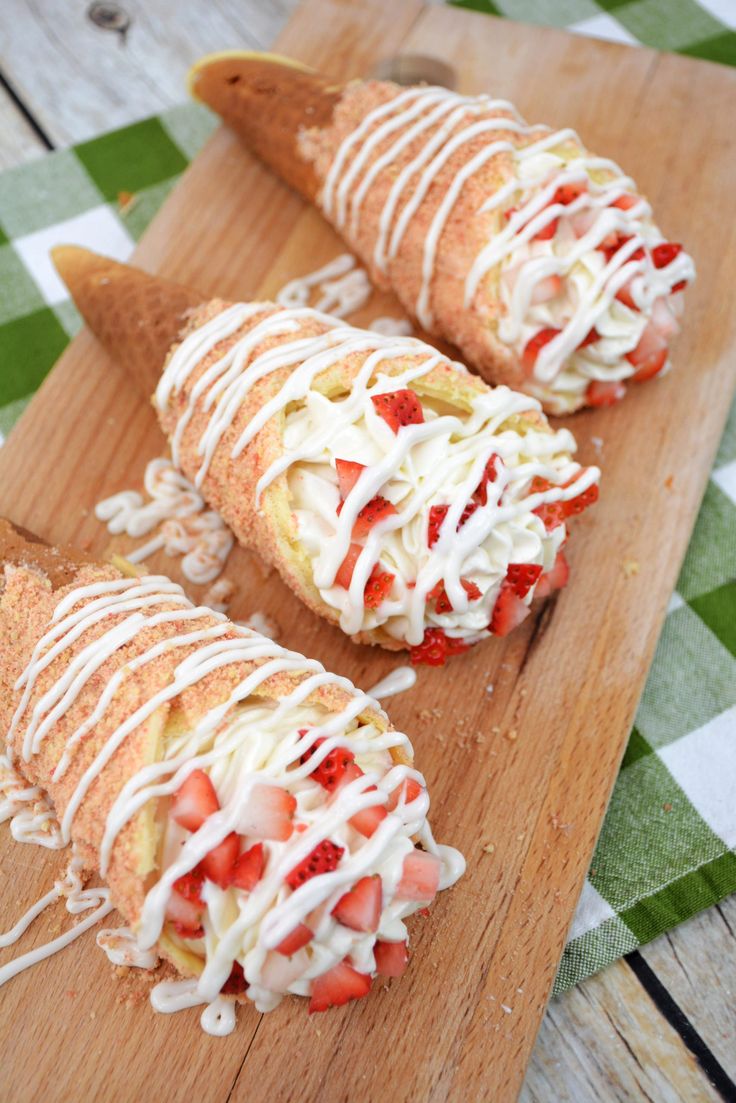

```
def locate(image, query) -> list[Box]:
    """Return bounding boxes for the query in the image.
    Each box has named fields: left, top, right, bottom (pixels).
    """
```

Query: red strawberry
left=350, top=802, right=388, bottom=838
left=610, top=193, right=638, bottom=210
left=409, top=627, right=470, bottom=666
left=505, top=563, right=543, bottom=599
left=534, top=552, right=570, bottom=598
left=364, top=566, right=395, bottom=609
left=489, top=584, right=530, bottom=637
left=229, top=842, right=265, bottom=892
left=522, top=328, right=561, bottom=376
left=597, top=232, right=645, bottom=264
left=671, top=279, right=687, bottom=293
left=287, top=840, right=345, bottom=890
left=586, top=379, right=626, bottom=407
left=533, top=501, right=566, bottom=531
left=352, top=495, right=398, bottom=539
left=631, top=348, right=667, bottom=382
left=387, top=778, right=424, bottom=811
left=563, top=480, right=599, bottom=516
left=475, top=452, right=502, bottom=505
left=335, top=543, right=362, bottom=589
left=220, top=961, right=248, bottom=995
left=396, top=850, right=441, bottom=902
left=300, top=738, right=355, bottom=791
left=201, top=832, right=240, bottom=889
left=275, top=923, right=313, bottom=956
left=173, top=868, right=204, bottom=906
left=529, top=475, right=552, bottom=494
left=533, top=217, right=558, bottom=241
left=166, top=887, right=204, bottom=937
left=172, top=921, right=205, bottom=940
left=308, top=960, right=372, bottom=1013
left=171, top=768, right=219, bottom=832
left=240, top=784, right=296, bottom=842
left=335, top=458, right=365, bottom=497
left=553, top=181, right=587, bottom=206
left=625, top=323, right=668, bottom=382
left=371, top=390, right=424, bottom=432
left=577, top=327, right=600, bottom=349
left=652, top=242, right=682, bottom=269
left=427, top=501, right=478, bottom=549
left=615, top=281, right=639, bottom=311
left=374, top=940, right=409, bottom=978
left=332, top=875, right=382, bottom=933
left=428, top=578, right=481, bottom=614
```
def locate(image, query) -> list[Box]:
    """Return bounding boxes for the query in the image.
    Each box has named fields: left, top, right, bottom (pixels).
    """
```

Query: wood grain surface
left=1, top=2, right=735, bottom=1101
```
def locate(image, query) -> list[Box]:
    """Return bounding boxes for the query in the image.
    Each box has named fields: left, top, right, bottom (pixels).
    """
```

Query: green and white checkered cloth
left=0, top=4, right=734, bottom=994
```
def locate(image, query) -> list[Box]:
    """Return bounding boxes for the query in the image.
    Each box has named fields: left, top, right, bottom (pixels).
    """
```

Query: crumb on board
left=622, top=559, right=640, bottom=578
left=505, top=728, right=518, bottom=743
left=482, top=843, right=495, bottom=854
left=664, top=475, right=674, bottom=489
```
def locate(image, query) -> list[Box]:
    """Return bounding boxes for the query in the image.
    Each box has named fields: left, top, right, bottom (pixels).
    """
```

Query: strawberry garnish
left=308, top=960, right=371, bottom=1014
left=275, top=923, right=313, bottom=956
left=350, top=801, right=388, bottom=838
left=597, top=232, right=645, bottom=264
left=201, top=832, right=240, bottom=889
left=534, top=552, right=570, bottom=599
left=428, top=578, right=481, bottom=614
left=489, top=584, right=530, bottom=637
left=229, top=842, right=265, bottom=892
left=651, top=242, right=682, bottom=269
left=522, top=328, right=560, bottom=376
left=505, top=563, right=543, bottom=599
left=630, top=348, right=667, bottom=382
left=625, top=322, right=668, bottom=382
left=173, top=868, right=205, bottom=906
left=563, top=480, right=599, bottom=516
left=386, top=777, right=424, bottom=811
left=553, top=181, right=587, bottom=206
left=364, top=566, right=395, bottom=608
left=300, top=738, right=355, bottom=791
left=220, top=961, right=248, bottom=996
left=615, top=281, right=639, bottom=311
left=240, top=784, right=296, bottom=842
left=332, top=875, right=382, bottom=933
left=578, top=327, right=600, bottom=349
left=335, top=543, right=362, bottom=589
left=286, top=840, right=345, bottom=890
left=374, top=940, right=409, bottom=977
left=409, top=627, right=470, bottom=666
left=474, top=452, right=502, bottom=505
left=172, top=921, right=205, bottom=940
left=533, top=218, right=557, bottom=241
left=371, top=390, right=424, bottom=432
left=396, top=850, right=441, bottom=902
left=671, top=280, right=687, bottom=293
left=171, top=768, right=219, bottom=832
left=335, top=458, right=365, bottom=497
left=427, top=501, right=477, bottom=549
left=533, top=501, right=566, bottom=531
left=610, top=193, right=638, bottom=210
left=586, top=379, right=626, bottom=407
left=352, top=495, right=397, bottom=539
left=166, top=885, right=204, bottom=937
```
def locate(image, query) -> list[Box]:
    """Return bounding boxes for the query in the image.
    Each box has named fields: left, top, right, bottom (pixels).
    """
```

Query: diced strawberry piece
left=531, top=274, right=563, bottom=305
left=350, top=802, right=388, bottom=838
left=352, top=495, right=397, bottom=539
left=171, top=768, right=219, bottom=832
left=240, top=784, right=296, bottom=842
left=489, top=584, right=530, bottom=637
left=371, top=390, right=424, bottom=432
left=220, top=961, right=248, bottom=995
left=300, top=738, right=356, bottom=791
left=172, top=921, right=205, bottom=940
left=396, top=850, right=441, bottom=902
left=522, top=327, right=561, bottom=377
left=275, top=923, right=313, bottom=956
left=615, top=280, right=639, bottom=311
left=172, top=868, right=205, bottom=906
left=374, top=940, right=409, bottom=978
left=409, top=627, right=470, bottom=666
left=332, top=875, right=383, bottom=933
left=201, top=832, right=240, bottom=889
left=505, top=563, right=543, bottom=599
left=533, top=217, right=558, bottom=241
left=586, top=379, right=626, bottom=407
left=335, top=458, right=365, bottom=497
left=553, top=181, right=587, bottom=206
left=597, top=232, right=645, bottom=264
left=261, top=949, right=309, bottom=992
left=563, top=480, right=599, bottom=517
left=610, top=193, right=638, bottom=210
left=475, top=452, right=502, bottom=505
left=534, top=552, right=570, bottom=599
left=533, top=501, right=567, bottom=531
left=427, top=501, right=478, bottom=549
left=229, top=842, right=265, bottom=892
left=308, top=960, right=372, bottom=1014
left=529, top=475, right=552, bottom=494
left=387, top=777, right=424, bottom=811
left=364, top=566, right=395, bottom=609
left=428, top=578, right=482, bottom=614
left=671, top=280, right=688, bottom=293
left=335, top=543, right=362, bottom=589
left=652, top=242, right=682, bottom=269
left=625, top=321, right=668, bottom=382
left=166, top=887, right=204, bottom=934
left=287, top=840, right=345, bottom=890
left=630, top=347, right=667, bottom=382
left=578, top=326, right=601, bottom=349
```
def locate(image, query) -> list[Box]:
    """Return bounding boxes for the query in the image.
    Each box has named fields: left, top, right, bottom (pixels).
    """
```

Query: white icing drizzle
left=369, top=317, right=413, bottom=337
left=96, top=457, right=234, bottom=584
left=367, top=666, right=417, bottom=702
left=238, top=612, right=279, bottom=640
left=3, top=573, right=464, bottom=1028
left=316, top=84, right=696, bottom=407
left=96, top=927, right=160, bottom=969
left=150, top=979, right=237, bottom=1036
left=0, top=752, right=64, bottom=849
left=154, top=303, right=599, bottom=647
left=276, top=253, right=372, bottom=319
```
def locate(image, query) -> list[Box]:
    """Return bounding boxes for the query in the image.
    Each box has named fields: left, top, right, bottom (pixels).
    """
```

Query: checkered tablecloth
left=0, top=6, right=734, bottom=995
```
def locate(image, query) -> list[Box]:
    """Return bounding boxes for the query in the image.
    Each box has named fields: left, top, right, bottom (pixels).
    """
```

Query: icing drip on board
left=276, top=253, right=372, bottom=319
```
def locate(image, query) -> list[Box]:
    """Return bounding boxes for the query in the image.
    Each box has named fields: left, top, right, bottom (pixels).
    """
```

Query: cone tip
left=188, top=50, right=315, bottom=101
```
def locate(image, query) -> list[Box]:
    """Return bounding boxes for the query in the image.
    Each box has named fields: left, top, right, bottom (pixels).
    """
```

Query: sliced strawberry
left=229, top=842, right=265, bottom=892
left=371, top=390, right=424, bottom=432
left=563, top=480, right=599, bottom=516
left=332, top=875, right=382, bottom=933
left=578, top=326, right=601, bottom=349
left=374, top=940, right=409, bottom=978
left=335, top=458, right=365, bottom=497
left=427, top=501, right=478, bottom=549
left=261, top=949, right=310, bottom=992
left=428, top=577, right=482, bottom=614
left=173, top=868, right=204, bottom=906
left=531, top=274, right=563, bottom=305
left=339, top=765, right=389, bottom=837
left=671, top=279, right=688, bottom=293
left=286, top=840, right=345, bottom=890
left=335, top=543, right=362, bottom=589
left=275, top=923, right=313, bottom=956
left=586, top=379, right=626, bottom=407
left=240, top=784, right=296, bottom=842
left=534, top=552, right=570, bottom=599
left=172, top=921, right=205, bottom=940
left=651, top=242, right=682, bottom=269
left=489, top=584, right=530, bottom=637
left=387, top=777, right=424, bottom=811
left=610, top=193, right=638, bottom=210
left=166, top=887, right=204, bottom=934
left=533, top=501, right=566, bottom=531
left=396, top=850, right=441, bottom=902
left=300, top=738, right=356, bottom=791
left=475, top=452, right=502, bottom=505
left=625, top=322, right=668, bottom=382
left=505, top=563, right=543, bottom=599
left=171, top=768, right=219, bottom=832
left=533, top=217, right=558, bottom=241
left=352, top=495, right=398, bottom=539
left=364, top=566, right=395, bottom=609
left=522, top=327, right=561, bottom=377
left=308, top=960, right=372, bottom=1014
left=410, top=627, right=470, bottom=666
left=630, top=347, right=667, bottom=382
left=597, top=232, right=645, bottom=265
left=201, top=831, right=240, bottom=889
left=615, top=280, right=639, bottom=311
left=553, top=181, right=587, bottom=206
left=220, top=961, right=248, bottom=995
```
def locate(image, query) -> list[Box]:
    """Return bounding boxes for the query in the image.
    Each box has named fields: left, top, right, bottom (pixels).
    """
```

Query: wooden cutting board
left=1, top=2, right=735, bottom=1100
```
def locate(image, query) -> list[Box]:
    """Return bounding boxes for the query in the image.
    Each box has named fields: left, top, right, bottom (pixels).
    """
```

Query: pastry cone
left=0, top=517, right=463, bottom=1023
left=189, top=52, right=696, bottom=414
left=54, top=247, right=600, bottom=665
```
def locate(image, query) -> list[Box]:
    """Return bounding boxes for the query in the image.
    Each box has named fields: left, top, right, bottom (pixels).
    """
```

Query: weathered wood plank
left=0, top=82, right=48, bottom=168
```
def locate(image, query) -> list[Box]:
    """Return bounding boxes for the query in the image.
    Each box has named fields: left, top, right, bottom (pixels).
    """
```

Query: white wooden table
left=1, top=2, right=735, bottom=1099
